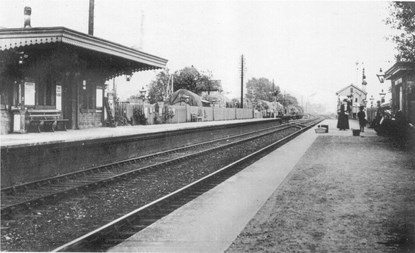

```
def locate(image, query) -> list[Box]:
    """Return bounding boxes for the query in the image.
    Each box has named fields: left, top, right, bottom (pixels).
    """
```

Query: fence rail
left=113, top=102, right=260, bottom=126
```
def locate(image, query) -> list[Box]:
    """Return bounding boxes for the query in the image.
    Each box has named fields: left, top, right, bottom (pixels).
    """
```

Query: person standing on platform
left=337, top=99, right=350, bottom=130
left=357, top=106, right=366, bottom=132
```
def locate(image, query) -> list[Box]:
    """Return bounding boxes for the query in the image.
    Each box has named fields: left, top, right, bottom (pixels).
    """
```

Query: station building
left=385, top=62, right=415, bottom=126
left=0, top=26, right=167, bottom=134
left=335, top=84, right=368, bottom=119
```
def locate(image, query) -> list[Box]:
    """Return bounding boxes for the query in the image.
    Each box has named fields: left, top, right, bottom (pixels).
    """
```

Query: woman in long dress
left=337, top=100, right=350, bottom=130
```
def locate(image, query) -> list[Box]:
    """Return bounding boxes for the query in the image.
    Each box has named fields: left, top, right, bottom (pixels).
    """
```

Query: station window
left=24, top=82, right=35, bottom=106
left=96, top=87, right=103, bottom=108
left=36, top=79, right=55, bottom=107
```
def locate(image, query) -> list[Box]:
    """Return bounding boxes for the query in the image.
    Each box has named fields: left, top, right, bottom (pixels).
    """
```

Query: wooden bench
left=26, top=110, right=69, bottom=133
left=191, top=114, right=203, bottom=122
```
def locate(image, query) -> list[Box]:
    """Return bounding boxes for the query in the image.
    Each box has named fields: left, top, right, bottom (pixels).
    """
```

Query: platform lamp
left=18, top=51, right=28, bottom=64
left=376, top=68, right=386, bottom=103
left=139, top=87, right=147, bottom=99
left=376, top=68, right=385, bottom=84
left=379, top=89, right=386, bottom=103
left=125, top=70, right=133, bottom=82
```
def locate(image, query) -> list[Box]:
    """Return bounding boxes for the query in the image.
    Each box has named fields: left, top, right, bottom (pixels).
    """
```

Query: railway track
left=1, top=121, right=303, bottom=217
left=52, top=118, right=321, bottom=252
left=1, top=117, right=322, bottom=252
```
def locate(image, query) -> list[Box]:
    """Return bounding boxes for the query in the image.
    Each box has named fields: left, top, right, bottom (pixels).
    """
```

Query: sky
left=0, top=0, right=398, bottom=113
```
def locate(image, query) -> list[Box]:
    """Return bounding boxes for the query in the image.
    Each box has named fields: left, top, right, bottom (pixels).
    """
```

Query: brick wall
left=1, top=108, right=11, bottom=134
left=1, top=119, right=281, bottom=188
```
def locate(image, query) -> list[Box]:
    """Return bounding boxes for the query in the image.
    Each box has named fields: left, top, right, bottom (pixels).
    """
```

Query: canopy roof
left=385, top=62, right=414, bottom=80
left=0, top=27, right=167, bottom=75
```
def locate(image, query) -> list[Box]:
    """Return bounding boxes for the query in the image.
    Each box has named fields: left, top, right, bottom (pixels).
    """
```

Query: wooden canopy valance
left=0, top=27, right=168, bottom=78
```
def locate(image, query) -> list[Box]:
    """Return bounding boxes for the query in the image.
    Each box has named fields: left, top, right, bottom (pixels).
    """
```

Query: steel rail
left=52, top=118, right=322, bottom=252
left=2, top=122, right=296, bottom=195
left=1, top=124, right=297, bottom=216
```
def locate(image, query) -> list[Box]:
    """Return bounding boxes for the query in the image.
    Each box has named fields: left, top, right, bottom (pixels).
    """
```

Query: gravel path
left=227, top=135, right=415, bottom=252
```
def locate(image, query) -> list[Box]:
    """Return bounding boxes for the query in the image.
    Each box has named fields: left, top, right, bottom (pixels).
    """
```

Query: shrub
left=133, top=106, right=147, bottom=125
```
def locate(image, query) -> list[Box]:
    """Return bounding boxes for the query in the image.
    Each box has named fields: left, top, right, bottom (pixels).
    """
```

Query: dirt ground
left=227, top=135, right=415, bottom=252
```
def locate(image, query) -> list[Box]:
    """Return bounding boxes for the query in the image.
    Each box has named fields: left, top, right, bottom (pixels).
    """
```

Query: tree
left=246, top=77, right=280, bottom=103
left=146, top=69, right=170, bottom=104
left=385, top=2, right=415, bottom=61
left=145, top=66, right=220, bottom=103
left=229, top=98, right=240, bottom=108
left=171, top=66, right=220, bottom=95
left=254, top=100, right=270, bottom=111
left=276, top=93, right=299, bottom=108
left=172, top=66, right=200, bottom=93
left=198, top=70, right=222, bottom=95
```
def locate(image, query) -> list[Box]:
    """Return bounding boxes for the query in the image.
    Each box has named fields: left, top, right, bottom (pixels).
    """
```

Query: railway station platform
left=109, top=119, right=415, bottom=252
left=0, top=118, right=272, bottom=148
left=1, top=117, right=288, bottom=189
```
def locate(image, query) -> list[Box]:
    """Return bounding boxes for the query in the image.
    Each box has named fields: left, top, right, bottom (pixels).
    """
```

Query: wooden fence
left=113, top=102, right=259, bottom=125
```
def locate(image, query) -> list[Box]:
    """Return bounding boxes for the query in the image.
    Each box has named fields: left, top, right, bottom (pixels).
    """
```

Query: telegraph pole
left=88, top=0, right=94, bottom=35
left=240, top=55, right=246, bottom=108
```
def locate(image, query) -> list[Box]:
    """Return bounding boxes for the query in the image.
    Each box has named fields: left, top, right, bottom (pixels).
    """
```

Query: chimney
left=88, top=0, right=94, bottom=35
left=24, top=7, right=32, bottom=28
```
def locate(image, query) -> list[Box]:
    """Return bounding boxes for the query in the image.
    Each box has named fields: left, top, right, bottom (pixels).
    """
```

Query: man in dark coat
left=357, top=106, right=366, bottom=132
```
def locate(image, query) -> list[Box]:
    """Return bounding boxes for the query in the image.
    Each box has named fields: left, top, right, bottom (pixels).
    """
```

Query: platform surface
left=108, top=119, right=414, bottom=252
left=227, top=120, right=415, bottom=252
left=108, top=119, right=360, bottom=252
left=0, top=118, right=273, bottom=148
